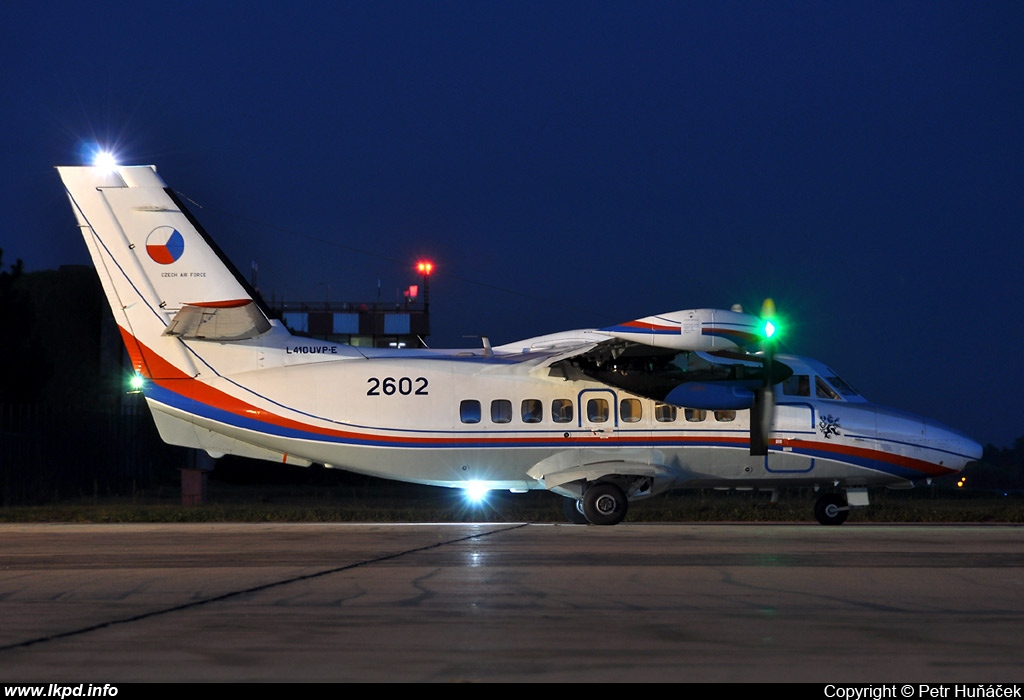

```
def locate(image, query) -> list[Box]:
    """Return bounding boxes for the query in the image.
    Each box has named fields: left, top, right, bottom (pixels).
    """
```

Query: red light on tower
left=415, top=260, right=434, bottom=310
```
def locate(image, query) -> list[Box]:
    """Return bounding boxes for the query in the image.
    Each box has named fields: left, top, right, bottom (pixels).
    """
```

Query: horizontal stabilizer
left=164, top=300, right=272, bottom=341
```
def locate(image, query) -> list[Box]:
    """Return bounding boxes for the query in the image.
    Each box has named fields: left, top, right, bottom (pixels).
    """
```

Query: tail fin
left=57, top=165, right=273, bottom=381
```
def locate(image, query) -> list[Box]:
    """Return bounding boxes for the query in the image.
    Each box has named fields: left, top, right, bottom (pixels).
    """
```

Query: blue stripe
left=146, top=384, right=942, bottom=479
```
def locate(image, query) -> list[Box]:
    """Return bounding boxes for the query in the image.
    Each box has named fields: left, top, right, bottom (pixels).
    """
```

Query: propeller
left=750, top=298, right=778, bottom=456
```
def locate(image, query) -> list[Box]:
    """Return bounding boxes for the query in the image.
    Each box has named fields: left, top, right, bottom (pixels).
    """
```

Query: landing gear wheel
left=582, top=483, right=628, bottom=526
left=562, top=497, right=589, bottom=524
left=814, top=493, right=849, bottom=526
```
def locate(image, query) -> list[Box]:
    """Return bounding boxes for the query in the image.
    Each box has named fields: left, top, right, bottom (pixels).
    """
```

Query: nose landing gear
left=814, top=492, right=849, bottom=526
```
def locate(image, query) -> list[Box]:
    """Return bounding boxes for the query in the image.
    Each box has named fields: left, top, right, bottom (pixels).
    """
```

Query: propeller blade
left=751, top=298, right=778, bottom=456
left=750, top=385, right=774, bottom=456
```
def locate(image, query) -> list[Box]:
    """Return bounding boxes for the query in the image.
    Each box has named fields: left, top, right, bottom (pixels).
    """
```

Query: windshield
left=822, top=371, right=861, bottom=398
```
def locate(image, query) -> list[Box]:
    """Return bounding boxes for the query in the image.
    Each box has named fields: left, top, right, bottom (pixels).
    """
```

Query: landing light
left=463, top=481, right=490, bottom=504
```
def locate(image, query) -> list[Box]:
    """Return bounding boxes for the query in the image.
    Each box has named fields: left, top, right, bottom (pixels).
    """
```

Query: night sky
left=3, top=2, right=1021, bottom=448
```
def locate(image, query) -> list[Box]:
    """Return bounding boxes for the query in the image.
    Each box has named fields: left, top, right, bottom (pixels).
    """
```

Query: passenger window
left=620, top=399, right=641, bottom=423
left=714, top=410, right=736, bottom=422
left=815, top=377, right=841, bottom=400
left=521, top=399, right=543, bottom=423
left=587, top=398, right=609, bottom=423
left=460, top=400, right=481, bottom=424
left=783, top=374, right=811, bottom=397
left=491, top=399, right=512, bottom=423
left=655, top=403, right=677, bottom=422
left=684, top=408, right=706, bottom=422
left=552, top=399, right=573, bottom=424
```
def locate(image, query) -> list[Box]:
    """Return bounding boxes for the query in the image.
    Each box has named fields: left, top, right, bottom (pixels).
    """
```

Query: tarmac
left=1, top=522, right=1022, bottom=683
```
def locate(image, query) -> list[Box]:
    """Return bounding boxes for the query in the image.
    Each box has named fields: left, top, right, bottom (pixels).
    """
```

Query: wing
left=496, top=307, right=791, bottom=411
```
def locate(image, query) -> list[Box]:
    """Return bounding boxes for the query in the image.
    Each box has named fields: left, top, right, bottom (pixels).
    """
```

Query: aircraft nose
left=963, top=435, right=984, bottom=463
left=876, top=406, right=982, bottom=470
left=928, top=420, right=983, bottom=471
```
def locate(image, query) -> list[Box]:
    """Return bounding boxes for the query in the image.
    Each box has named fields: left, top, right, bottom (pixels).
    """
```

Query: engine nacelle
left=663, top=382, right=758, bottom=411
left=600, top=308, right=765, bottom=352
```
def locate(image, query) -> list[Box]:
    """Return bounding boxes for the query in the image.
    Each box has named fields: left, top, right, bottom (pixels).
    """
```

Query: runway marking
left=0, top=523, right=528, bottom=652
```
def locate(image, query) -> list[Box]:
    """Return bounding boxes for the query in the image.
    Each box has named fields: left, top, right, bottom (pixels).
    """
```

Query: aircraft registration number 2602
left=366, top=376, right=430, bottom=396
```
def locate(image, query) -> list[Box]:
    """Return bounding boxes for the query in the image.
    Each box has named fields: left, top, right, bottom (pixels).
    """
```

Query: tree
left=0, top=250, right=50, bottom=403
left=969, top=439, right=1024, bottom=492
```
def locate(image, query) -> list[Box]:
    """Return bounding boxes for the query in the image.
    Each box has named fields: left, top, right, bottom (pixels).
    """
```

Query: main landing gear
left=562, top=497, right=589, bottom=524
left=562, top=482, right=629, bottom=526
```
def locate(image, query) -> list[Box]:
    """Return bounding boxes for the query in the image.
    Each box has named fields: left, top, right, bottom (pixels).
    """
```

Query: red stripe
left=620, top=320, right=678, bottom=332
left=116, top=327, right=958, bottom=474
left=185, top=299, right=253, bottom=308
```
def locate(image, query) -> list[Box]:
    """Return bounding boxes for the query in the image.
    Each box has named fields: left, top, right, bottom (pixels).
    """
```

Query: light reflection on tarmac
left=0, top=523, right=1022, bottom=683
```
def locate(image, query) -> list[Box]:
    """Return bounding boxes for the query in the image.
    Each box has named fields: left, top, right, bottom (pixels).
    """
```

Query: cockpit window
left=783, top=374, right=811, bottom=397
left=824, top=373, right=860, bottom=397
left=815, top=377, right=841, bottom=400
left=781, top=365, right=864, bottom=402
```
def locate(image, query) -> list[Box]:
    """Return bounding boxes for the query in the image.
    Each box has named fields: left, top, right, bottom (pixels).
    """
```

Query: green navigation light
left=128, top=373, right=145, bottom=393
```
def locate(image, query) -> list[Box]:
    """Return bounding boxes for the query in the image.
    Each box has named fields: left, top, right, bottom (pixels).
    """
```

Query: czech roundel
left=146, top=227, right=185, bottom=265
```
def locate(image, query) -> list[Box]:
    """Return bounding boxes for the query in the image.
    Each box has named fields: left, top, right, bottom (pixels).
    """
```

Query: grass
left=1, top=475, right=1022, bottom=524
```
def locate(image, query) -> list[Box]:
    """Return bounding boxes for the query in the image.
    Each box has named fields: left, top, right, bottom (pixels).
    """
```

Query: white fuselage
left=145, top=327, right=979, bottom=498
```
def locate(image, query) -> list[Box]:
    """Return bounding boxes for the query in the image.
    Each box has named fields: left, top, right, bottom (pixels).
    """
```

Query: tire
left=582, top=482, right=628, bottom=526
left=814, top=493, right=849, bottom=526
left=562, top=497, right=589, bottom=524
